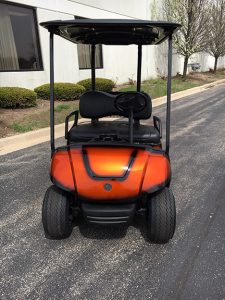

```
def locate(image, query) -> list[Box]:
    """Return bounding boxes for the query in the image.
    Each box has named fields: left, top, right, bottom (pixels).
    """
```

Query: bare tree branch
left=160, top=0, right=210, bottom=78
left=205, top=0, right=225, bottom=72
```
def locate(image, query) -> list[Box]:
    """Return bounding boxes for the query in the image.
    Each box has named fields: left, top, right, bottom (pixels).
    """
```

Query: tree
left=205, top=0, right=225, bottom=72
left=161, top=0, right=209, bottom=79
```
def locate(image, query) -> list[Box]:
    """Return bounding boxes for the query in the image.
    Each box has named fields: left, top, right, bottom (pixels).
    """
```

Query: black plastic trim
left=78, top=195, right=138, bottom=204
left=51, top=176, right=74, bottom=195
left=81, top=201, right=136, bottom=225
left=82, top=148, right=138, bottom=181
left=54, top=143, right=165, bottom=155
left=146, top=176, right=171, bottom=195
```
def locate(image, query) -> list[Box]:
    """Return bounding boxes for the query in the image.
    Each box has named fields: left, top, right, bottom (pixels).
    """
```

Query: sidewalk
left=0, top=78, right=224, bottom=155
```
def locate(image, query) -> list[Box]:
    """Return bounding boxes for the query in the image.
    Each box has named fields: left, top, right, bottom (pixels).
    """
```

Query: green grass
left=10, top=123, right=33, bottom=133
left=55, top=103, right=71, bottom=112
left=119, top=78, right=199, bottom=98
left=11, top=102, right=79, bottom=133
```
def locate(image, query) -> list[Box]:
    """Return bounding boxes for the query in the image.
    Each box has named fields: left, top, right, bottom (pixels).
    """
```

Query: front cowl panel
left=70, top=147, right=148, bottom=200
left=51, top=146, right=171, bottom=200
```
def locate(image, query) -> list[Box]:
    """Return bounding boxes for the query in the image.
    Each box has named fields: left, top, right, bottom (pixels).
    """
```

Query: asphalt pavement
left=1, top=84, right=225, bottom=300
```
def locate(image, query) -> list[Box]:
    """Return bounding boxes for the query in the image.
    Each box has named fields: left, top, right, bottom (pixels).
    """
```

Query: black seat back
left=79, top=91, right=152, bottom=120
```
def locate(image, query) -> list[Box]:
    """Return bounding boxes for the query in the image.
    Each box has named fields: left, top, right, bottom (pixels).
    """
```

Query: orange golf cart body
left=40, top=19, right=180, bottom=243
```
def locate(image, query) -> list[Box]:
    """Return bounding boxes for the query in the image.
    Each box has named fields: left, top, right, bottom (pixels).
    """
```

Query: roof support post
left=137, top=45, right=142, bottom=92
left=91, top=44, right=96, bottom=91
left=49, top=31, right=55, bottom=155
left=166, top=34, right=173, bottom=156
left=91, top=44, right=98, bottom=124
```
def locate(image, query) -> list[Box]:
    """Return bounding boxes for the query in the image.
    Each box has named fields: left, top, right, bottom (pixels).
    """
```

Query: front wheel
left=147, top=188, right=176, bottom=243
left=42, top=185, right=73, bottom=239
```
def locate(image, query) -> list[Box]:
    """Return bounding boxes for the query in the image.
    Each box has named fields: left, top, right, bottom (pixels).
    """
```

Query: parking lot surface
left=1, top=85, right=225, bottom=300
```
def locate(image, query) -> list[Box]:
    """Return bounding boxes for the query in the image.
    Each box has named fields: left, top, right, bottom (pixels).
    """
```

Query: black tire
left=147, top=188, right=176, bottom=244
left=42, top=185, right=73, bottom=239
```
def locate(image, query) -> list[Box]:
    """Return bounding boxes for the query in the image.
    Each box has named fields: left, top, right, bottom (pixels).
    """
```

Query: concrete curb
left=0, top=78, right=224, bottom=156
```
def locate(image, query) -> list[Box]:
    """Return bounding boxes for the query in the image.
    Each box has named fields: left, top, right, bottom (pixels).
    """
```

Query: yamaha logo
left=104, top=183, right=112, bottom=191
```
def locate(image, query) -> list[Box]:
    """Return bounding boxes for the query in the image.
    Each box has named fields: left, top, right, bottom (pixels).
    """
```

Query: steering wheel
left=115, top=92, right=147, bottom=113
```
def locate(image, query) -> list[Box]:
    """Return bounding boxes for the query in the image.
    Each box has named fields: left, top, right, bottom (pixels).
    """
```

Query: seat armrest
left=153, top=116, right=162, bottom=138
left=65, top=110, right=79, bottom=139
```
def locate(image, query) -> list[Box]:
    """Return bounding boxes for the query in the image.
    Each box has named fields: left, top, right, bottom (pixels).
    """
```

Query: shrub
left=77, top=78, right=115, bottom=92
left=34, top=83, right=85, bottom=100
left=0, top=87, right=37, bottom=108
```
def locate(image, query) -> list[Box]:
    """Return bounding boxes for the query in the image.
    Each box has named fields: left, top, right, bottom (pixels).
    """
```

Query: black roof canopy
left=40, top=19, right=181, bottom=45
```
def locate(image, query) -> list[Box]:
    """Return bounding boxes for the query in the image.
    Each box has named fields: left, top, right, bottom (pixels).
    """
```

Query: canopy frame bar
left=137, top=45, right=142, bottom=92
left=166, top=34, right=173, bottom=155
left=49, top=31, right=55, bottom=155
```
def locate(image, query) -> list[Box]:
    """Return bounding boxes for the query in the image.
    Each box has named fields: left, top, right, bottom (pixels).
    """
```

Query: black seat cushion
left=68, top=121, right=160, bottom=144
left=79, top=91, right=152, bottom=120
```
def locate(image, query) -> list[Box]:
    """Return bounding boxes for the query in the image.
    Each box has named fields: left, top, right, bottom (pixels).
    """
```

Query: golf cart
left=41, top=19, right=181, bottom=243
